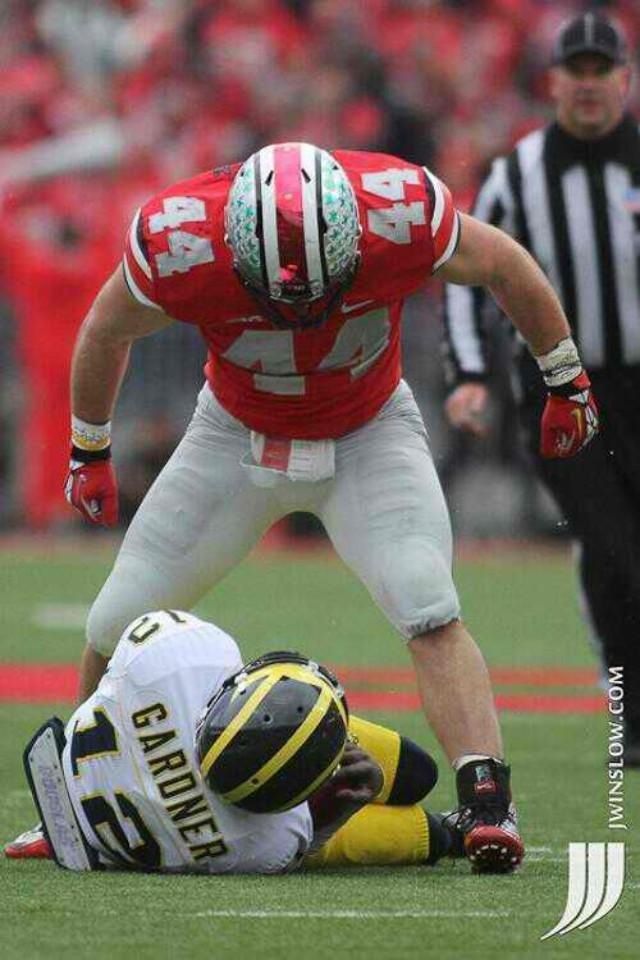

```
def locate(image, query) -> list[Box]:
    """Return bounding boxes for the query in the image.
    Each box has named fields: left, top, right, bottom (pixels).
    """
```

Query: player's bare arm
left=440, top=214, right=598, bottom=458
left=438, top=213, right=570, bottom=356
left=65, top=268, right=175, bottom=531
left=71, top=266, right=174, bottom=424
left=441, top=214, right=565, bottom=437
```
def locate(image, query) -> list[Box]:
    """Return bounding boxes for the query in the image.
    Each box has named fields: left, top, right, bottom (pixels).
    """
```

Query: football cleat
left=428, top=812, right=466, bottom=861
left=445, top=758, right=525, bottom=874
left=4, top=823, right=52, bottom=860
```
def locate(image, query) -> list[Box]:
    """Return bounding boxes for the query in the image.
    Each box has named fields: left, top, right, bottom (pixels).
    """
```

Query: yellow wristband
left=71, top=415, right=111, bottom=452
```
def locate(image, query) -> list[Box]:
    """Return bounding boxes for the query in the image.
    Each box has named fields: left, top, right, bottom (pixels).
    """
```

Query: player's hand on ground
left=331, top=741, right=384, bottom=805
left=540, top=371, right=599, bottom=459
left=445, top=383, right=490, bottom=437
left=65, top=456, right=119, bottom=526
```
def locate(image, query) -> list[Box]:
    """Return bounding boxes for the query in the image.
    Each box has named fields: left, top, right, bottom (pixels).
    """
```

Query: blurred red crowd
left=0, top=0, right=638, bottom=527
left=2, top=1, right=639, bottom=245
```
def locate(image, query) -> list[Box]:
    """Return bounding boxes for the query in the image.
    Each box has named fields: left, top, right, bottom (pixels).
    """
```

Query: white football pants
left=87, top=381, right=461, bottom=656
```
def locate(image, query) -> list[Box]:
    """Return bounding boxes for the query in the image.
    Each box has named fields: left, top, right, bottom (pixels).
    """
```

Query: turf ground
left=0, top=542, right=637, bottom=959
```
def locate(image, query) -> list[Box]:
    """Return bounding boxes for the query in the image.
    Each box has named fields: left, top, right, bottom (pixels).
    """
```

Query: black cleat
left=430, top=812, right=465, bottom=860
left=446, top=759, right=524, bottom=874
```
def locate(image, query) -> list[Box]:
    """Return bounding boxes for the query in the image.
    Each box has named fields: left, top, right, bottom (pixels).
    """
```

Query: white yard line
left=191, top=909, right=511, bottom=919
left=527, top=856, right=568, bottom=863
left=32, top=603, right=89, bottom=630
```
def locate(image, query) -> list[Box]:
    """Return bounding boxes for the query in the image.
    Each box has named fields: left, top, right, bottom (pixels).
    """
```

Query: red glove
left=540, top=371, right=599, bottom=459
left=65, top=449, right=119, bottom=526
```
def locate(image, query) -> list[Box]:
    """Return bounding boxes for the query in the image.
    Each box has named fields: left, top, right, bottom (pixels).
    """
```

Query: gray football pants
left=87, top=381, right=461, bottom=656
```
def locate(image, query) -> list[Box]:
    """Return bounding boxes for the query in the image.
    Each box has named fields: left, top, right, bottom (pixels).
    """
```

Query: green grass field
left=0, top=544, right=637, bottom=959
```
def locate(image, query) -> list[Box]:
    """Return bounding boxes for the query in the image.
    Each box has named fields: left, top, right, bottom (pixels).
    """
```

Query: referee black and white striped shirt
left=444, top=113, right=640, bottom=381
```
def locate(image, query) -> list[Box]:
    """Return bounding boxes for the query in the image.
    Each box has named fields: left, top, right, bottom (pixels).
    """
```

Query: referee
left=443, top=12, right=640, bottom=765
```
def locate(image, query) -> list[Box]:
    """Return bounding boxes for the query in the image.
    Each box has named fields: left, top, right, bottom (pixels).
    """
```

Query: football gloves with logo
left=536, top=337, right=599, bottom=459
left=540, top=371, right=599, bottom=459
left=64, top=447, right=118, bottom=527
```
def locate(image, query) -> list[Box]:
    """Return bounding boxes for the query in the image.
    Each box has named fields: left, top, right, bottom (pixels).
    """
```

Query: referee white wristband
left=71, top=415, right=112, bottom=452
left=535, top=336, right=583, bottom=389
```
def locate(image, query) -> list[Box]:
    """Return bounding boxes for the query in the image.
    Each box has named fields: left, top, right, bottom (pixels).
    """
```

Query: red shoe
left=4, top=825, right=52, bottom=860
left=448, top=759, right=525, bottom=874
left=463, top=811, right=525, bottom=873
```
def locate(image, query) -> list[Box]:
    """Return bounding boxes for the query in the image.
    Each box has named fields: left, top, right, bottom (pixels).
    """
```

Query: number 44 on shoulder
left=149, top=197, right=215, bottom=277
left=362, top=168, right=427, bottom=245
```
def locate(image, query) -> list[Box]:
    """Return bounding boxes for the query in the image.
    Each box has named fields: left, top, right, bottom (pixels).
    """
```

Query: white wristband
left=535, top=337, right=582, bottom=388
left=71, top=415, right=111, bottom=452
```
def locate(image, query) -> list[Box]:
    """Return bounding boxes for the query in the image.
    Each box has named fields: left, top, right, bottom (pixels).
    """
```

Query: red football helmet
left=225, top=142, right=361, bottom=327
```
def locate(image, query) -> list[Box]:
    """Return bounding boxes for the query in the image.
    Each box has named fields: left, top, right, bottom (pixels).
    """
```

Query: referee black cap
left=552, top=12, right=628, bottom=66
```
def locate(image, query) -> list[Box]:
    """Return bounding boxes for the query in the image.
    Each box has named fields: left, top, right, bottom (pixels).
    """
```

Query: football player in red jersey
left=15, top=143, right=598, bottom=873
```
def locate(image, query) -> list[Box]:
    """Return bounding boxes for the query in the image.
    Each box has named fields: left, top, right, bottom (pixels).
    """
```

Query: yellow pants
left=306, top=802, right=430, bottom=867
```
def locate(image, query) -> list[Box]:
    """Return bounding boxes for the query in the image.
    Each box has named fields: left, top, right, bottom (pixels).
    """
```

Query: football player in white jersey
left=20, top=611, right=456, bottom=874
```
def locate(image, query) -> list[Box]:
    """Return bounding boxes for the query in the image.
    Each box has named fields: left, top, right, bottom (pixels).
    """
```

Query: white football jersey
left=62, top=610, right=313, bottom=873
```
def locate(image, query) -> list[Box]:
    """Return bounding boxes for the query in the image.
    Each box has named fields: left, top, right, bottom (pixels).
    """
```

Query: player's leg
left=319, top=382, right=520, bottom=872
left=348, top=715, right=438, bottom=804
left=81, top=387, right=284, bottom=694
left=320, top=382, right=501, bottom=761
left=305, top=804, right=457, bottom=867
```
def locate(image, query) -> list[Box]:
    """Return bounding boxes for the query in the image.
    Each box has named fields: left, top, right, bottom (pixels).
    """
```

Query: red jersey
left=123, top=150, right=459, bottom=439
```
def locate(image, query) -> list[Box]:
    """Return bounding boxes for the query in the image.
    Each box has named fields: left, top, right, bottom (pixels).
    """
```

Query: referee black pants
left=518, top=354, right=640, bottom=736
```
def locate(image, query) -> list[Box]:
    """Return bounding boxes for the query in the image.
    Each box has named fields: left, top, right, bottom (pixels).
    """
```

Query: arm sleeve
left=422, top=167, right=461, bottom=272
left=442, top=157, right=515, bottom=386
left=122, top=208, right=162, bottom=310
